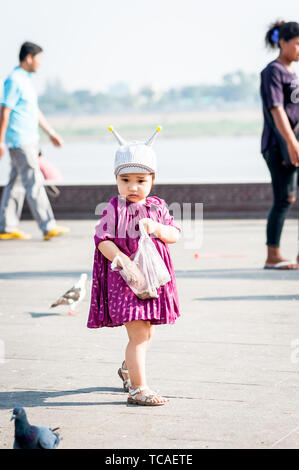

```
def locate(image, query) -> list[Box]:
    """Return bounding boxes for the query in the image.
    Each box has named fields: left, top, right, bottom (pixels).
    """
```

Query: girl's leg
left=146, top=323, right=155, bottom=348
left=121, top=323, right=154, bottom=382
left=263, top=147, right=298, bottom=268
left=124, top=320, right=166, bottom=404
left=124, top=320, right=151, bottom=389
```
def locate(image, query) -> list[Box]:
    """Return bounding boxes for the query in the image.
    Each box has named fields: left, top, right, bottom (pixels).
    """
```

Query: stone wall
left=0, top=183, right=298, bottom=219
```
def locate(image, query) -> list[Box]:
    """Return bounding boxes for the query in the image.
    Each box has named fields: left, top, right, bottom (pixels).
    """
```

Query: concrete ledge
left=0, top=183, right=298, bottom=219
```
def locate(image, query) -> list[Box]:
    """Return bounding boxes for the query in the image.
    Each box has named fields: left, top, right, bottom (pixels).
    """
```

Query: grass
left=47, top=121, right=262, bottom=141
left=41, top=110, right=263, bottom=141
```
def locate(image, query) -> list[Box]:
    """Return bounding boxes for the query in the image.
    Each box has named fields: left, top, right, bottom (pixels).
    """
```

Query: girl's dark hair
left=265, top=20, right=299, bottom=49
left=19, top=42, right=43, bottom=62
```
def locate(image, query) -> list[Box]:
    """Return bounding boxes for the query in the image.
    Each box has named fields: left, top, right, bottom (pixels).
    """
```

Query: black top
left=260, top=60, right=299, bottom=152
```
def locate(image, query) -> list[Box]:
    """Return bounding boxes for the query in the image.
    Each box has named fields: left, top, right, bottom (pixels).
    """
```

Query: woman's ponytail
left=265, top=20, right=299, bottom=49
left=265, top=20, right=285, bottom=49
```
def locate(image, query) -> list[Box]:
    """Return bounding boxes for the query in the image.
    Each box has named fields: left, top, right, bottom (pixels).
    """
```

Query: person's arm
left=140, top=218, right=181, bottom=244
left=38, top=109, right=64, bottom=147
left=0, top=77, right=20, bottom=158
left=98, top=240, right=145, bottom=285
left=271, top=106, right=299, bottom=166
left=154, top=222, right=181, bottom=244
left=98, top=238, right=147, bottom=280
left=0, top=106, right=11, bottom=158
left=97, top=240, right=131, bottom=266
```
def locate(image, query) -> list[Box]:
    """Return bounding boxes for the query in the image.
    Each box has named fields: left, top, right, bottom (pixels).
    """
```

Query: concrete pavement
left=0, top=218, right=299, bottom=449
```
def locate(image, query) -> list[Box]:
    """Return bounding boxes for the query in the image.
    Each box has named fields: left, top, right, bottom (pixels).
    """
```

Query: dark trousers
left=263, top=146, right=298, bottom=247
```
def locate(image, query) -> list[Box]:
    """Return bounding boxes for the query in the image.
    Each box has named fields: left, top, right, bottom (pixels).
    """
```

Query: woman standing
left=260, top=21, right=299, bottom=269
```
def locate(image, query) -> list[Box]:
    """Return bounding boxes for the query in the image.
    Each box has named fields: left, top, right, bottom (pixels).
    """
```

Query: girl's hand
left=140, top=217, right=180, bottom=244
left=139, top=218, right=159, bottom=235
left=123, top=260, right=145, bottom=287
left=111, top=253, right=145, bottom=287
left=287, top=140, right=299, bottom=167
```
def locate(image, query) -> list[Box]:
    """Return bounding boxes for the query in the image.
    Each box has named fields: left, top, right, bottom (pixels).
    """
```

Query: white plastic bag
left=111, top=220, right=171, bottom=299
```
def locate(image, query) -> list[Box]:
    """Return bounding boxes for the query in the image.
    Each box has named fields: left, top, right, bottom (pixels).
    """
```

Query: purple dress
left=87, top=195, right=181, bottom=328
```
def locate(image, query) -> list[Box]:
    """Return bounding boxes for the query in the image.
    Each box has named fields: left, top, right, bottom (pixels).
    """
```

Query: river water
left=0, top=136, right=270, bottom=184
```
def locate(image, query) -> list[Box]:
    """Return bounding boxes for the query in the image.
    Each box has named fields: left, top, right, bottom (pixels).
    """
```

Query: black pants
left=263, top=146, right=298, bottom=247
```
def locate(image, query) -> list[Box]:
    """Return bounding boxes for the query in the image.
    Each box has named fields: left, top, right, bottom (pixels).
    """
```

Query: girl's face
left=117, top=173, right=153, bottom=203
left=280, top=36, right=299, bottom=62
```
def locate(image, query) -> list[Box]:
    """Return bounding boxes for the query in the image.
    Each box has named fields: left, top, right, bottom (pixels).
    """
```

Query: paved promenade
left=0, top=218, right=299, bottom=449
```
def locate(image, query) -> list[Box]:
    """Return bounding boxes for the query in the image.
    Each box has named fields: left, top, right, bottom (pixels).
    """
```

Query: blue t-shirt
left=1, top=66, right=39, bottom=148
left=260, top=60, right=299, bottom=153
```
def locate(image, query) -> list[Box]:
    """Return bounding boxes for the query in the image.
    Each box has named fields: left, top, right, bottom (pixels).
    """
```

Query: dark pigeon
left=11, top=407, right=60, bottom=449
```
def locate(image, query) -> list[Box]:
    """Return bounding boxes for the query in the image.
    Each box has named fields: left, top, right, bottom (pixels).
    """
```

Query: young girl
left=261, top=20, right=299, bottom=269
left=87, top=126, right=181, bottom=406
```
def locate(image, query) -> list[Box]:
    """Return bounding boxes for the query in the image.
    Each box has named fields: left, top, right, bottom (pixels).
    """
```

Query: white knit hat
left=109, top=126, right=161, bottom=176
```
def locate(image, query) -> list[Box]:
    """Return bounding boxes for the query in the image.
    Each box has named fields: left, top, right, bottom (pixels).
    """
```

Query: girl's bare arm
left=98, top=240, right=131, bottom=266
left=140, top=217, right=181, bottom=244
left=271, top=106, right=299, bottom=166
left=98, top=240, right=144, bottom=284
left=154, top=223, right=181, bottom=244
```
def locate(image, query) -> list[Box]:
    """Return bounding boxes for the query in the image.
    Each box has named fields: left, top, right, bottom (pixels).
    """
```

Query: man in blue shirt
left=0, top=42, right=69, bottom=240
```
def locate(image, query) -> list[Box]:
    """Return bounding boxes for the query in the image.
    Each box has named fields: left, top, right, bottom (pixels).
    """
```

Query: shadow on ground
left=0, top=271, right=91, bottom=280
left=196, top=294, right=299, bottom=301
left=1, top=268, right=299, bottom=281
left=176, top=268, right=299, bottom=280
left=27, top=312, right=61, bottom=318
left=0, top=387, right=125, bottom=410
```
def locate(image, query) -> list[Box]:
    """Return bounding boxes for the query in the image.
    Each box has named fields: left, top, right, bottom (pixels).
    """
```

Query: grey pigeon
left=11, top=407, right=60, bottom=449
left=50, top=273, right=87, bottom=315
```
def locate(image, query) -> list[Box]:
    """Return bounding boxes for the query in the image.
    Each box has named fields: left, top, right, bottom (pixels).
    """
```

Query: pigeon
left=50, top=273, right=87, bottom=315
left=11, top=407, right=60, bottom=449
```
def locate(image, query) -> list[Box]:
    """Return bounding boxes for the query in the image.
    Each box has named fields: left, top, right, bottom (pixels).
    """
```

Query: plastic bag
left=111, top=220, right=171, bottom=299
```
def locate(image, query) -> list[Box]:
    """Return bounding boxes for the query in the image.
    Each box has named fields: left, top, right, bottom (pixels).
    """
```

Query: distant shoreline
left=43, top=109, right=262, bottom=141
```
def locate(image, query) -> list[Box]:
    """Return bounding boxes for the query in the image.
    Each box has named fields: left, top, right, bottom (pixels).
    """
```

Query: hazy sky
left=1, top=0, right=298, bottom=93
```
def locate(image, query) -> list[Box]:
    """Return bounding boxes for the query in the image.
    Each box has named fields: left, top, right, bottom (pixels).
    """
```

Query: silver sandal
left=127, top=386, right=168, bottom=406
left=118, top=361, right=131, bottom=392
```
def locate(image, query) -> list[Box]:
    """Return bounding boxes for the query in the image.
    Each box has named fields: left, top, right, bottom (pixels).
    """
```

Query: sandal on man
left=118, top=361, right=131, bottom=392
left=127, top=386, right=168, bottom=406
